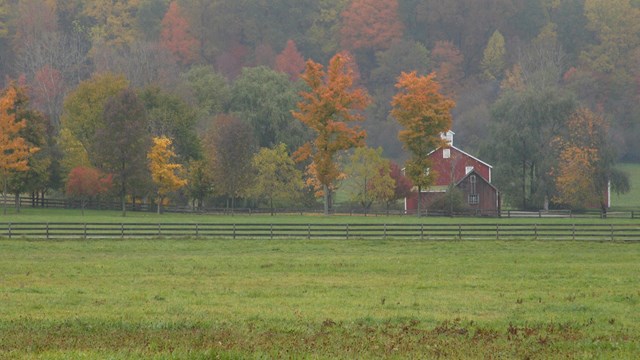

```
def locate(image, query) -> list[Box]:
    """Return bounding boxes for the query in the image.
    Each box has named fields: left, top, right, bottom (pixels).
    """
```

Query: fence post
left=458, top=224, right=462, bottom=240
left=572, top=224, right=576, bottom=241
left=8, top=222, right=11, bottom=239
left=196, top=224, right=199, bottom=238
left=158, top=223, right=161, bottom=237
left=534, top=224, right=538, bottom=240
left=611, top=224, right=614, bottom=241
left=121, top=223, right=124, bottom=238
left=420, top=224, right=424, bottom=240
left=384, top=224, right=387, bottom=240
left=307, top=224, right=311, bottom=239
left=496, top=224, right=499, bottom=240
left=233, top=224, right=236, bottom=239
left=346, top=224, right=349, bottom=240
left=84, top=223, right=87, bottom=239
left=270, top=224, right=273, bottom=240
left=46, top=222, right=49, bottom=240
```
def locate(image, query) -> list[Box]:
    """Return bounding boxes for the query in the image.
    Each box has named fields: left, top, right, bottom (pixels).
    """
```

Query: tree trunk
left=2, top=177, right=7, bottom=215
left=417, top=185, right=421, bottom=217
left=323, top=184, right=329, bottom=216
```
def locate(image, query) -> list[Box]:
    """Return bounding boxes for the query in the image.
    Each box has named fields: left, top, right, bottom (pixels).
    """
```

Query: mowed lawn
left=1, top=238, right=638, bottom=359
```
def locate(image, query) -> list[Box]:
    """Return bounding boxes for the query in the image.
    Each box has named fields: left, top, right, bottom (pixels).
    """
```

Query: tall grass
left=1, top=238, right=638, bottom=358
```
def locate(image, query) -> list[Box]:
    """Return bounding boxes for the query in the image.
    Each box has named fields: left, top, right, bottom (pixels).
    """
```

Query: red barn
left=405, top=131, right=500, bottom=215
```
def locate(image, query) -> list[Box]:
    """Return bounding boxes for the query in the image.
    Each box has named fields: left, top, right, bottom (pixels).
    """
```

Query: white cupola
left=441, top=130, right=454, bottom=146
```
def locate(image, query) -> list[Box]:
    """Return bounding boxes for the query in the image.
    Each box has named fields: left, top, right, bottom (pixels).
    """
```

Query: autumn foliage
left=65, top=166, right=113, bottom=214
left=293, top=53, right=369, bottom=214
left=553, top=108, right=610, bottom=209
left=148, top=136, right=187, bottom=213
left=340, top=0, right=403, bottom=51
left=161, top=1, right=200, bottom=66
left=275, top=40, right=305, bottom=80
left=392, top=71, right=454, bottom=214
left=0, top=85, right=40, bottom=214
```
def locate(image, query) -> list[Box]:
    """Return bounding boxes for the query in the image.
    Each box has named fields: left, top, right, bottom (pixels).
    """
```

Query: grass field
left=1, top=238, right=639, bottom=359
left=611, top=163, right=640, bottom=209
left=0, top=207, right=638, bottom=225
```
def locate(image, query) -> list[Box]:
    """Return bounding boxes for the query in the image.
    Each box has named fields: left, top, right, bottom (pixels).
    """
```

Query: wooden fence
left=1, top=223, right=639, bottom=241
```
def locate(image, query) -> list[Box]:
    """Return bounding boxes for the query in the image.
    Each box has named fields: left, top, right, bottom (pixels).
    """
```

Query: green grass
left=1, top=238, right=638, bottom=358
left=0, top=207, right=637, bottom=224
left=611, top=163, right=640, bottom=209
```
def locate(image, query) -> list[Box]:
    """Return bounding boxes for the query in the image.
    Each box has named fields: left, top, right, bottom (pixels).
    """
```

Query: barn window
left=465, top=166, right=474, bottom=174
left=468, top=175, right=479, bottom=205
left=443, top=148, right=450, bottom=159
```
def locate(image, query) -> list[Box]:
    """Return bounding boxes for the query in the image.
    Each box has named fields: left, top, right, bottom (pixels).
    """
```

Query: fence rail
left=1, top=223, right=639, bottom=241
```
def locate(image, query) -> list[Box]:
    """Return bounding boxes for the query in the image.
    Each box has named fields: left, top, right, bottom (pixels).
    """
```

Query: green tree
left=139, top=86, right=201, bottom=162
left=481, top=30, right=507, bottom=80
left=487, top=86, right=576, bottom=209
left=59, top=73, right=129, bottom=166
left=204, top=114, right=256, bottom=212
left=94, top=89, right=150, bottom=217
left=181, top=65, right=231, bottom=122
left=250, top=144, right=304, bottom=215
left=230, top=66, right=306, bottom=150
left=185, top=159, right=213, bottom=210
left=391, top=71, right=454, bottom=216
left=343, top=146, right=394, bottom=214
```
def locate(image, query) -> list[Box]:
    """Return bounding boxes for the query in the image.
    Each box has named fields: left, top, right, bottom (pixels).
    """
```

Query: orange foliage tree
left=340, top=0, right=403, bottom=52
left=391, top=72, right=455, bottom=216
left=552, top=108, right=624, bottom=210
left=0, top=86, right=40, bottom=215
left=293, top=53, right=369, bottom=215
left=161, top=1, right=200, bottom=66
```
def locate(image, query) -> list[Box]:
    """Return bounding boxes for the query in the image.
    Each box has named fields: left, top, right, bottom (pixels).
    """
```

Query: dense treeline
left=0, top=0, right=636, bottom=212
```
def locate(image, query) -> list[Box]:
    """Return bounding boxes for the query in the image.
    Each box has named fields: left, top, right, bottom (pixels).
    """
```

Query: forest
left=0, top=0, right=638, bottom=213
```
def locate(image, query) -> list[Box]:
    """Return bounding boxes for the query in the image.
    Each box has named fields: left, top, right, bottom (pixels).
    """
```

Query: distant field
left=1, top=239, right=638, bottom=358
left=611, top=163, right=640, bottom=209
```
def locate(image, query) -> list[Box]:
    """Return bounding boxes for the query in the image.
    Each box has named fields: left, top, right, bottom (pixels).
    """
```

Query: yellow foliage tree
left=0, top=86, right=39, bottom=214
left=147, top=136, right=187, bottom=214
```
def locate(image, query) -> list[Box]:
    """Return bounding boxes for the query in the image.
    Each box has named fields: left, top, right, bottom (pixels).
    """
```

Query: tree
left=94, top=89, right=150, bottom=217
left=160, top=1, right=200, bottom=66
left=343, top=146, right=394, bottom=214
left=487, top=86, right=576, bottom=209
left=230, top=66, right=306, bottom=150
left=293, top=53, right=369, bottom=215
left=139, top=86, right=201, bottom=162
left=82, top=0, right=141, bottom=53
left=391, top=71, right=454, bottom=216
left=0, top=86, right=39, bottom=215
left=148, top=136, right=187, bottom=214
left=5, top=81, right=51, bottom=212
left=553, top=108, right=629, bottom=211
left=250, top=144, right=304, bottom=215
left=185, top=159, right=213, bottom=210
left=388, top=161, right=413, bottom=209
left=181, top=65, right=231, bottom=122
left=65, top=166, right=112, bottom=215
left=340, top=0, right=403, bottom=52
left=204, top=114, right=256, bottom=212
left=275, top=39, right=306, bottom=80
left=431, top=41, right=465, bottom=98
left=481, top=30, right=507, bottom=81
left=60, top=73, right=129, bottom=166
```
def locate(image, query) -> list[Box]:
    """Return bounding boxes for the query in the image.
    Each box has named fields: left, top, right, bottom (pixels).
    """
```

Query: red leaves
left=340, top=0, right=403, bottom=51
left=276, top=40, right=305, bottom=80
left=65, top=166, right=112, bottom=198
left=161, top=1, right=200, bottom=66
